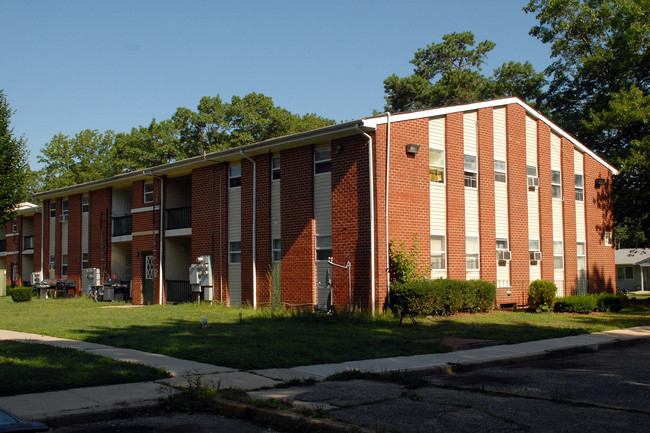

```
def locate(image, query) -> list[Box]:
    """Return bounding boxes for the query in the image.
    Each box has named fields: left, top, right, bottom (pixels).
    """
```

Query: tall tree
left=0, top=90, right=29, bottom=225
left=525, top=0, right=650, bottom=247
left=383, top=31, right=546, bottom=112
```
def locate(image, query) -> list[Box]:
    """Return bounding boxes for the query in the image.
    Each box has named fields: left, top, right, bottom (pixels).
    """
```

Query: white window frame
left=315, top=234, right=332, bottom=262
left=464, top=154, right=477, bottom=188
left=494, top=159, right=507, bottom=183
left=82, top=253, right=89, bottom=269
left=229, top=241, right=242, bottom=264
left=466, top=236, right=480, bottom=270
left=529, top=239, right=541, bottom=263
left=553, top=240, right=564, bottom=270
left=429, top=149, right=445, bottom=184
left=551, top=170, right=562, bottom=199
left=49, top=254, right=55, bottom=271
left=50, top=203, right=56, bottom=218
left=604, top=231, right=613, bottom=247
left=82, top=196, right=89, bottom=213
left=575, top=174, right=584, bottom=201
left=577, top=242, right=586, bottom=278
left=61, top=199, right=69, bottom=220
left=144, top=182, right=154, bottom=203
left=272, top=238, right=281, bottom=262
left=62, top=254, right=68, bottom=277
left=11, top=219, right=17, bottom=233
left=314, top=147, right=331, bottom=175
left=617, top=265, right=634, bottom=280
left=430, top=234, right=446, bottom=270
left=271, top=156, right=280, bottom=181
left=229, top=165, right=242, bottom=188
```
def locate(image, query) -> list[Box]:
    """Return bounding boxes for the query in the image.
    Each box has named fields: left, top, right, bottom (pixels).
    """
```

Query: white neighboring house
left=615, top=249, right=650, bottom=292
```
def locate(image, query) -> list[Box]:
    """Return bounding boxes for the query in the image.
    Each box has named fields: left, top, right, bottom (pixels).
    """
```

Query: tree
left=525, top=0, right=650, bottom=246
left=383, top=31, right=546, bottom=112
left=0, top=90, right=29, bottom=225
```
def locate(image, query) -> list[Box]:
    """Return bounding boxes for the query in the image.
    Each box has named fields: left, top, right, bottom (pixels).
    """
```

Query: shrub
left=7, top=286, right=33, bottom=303
left=390, top=278, right=496, bottom=317
left=527, top=280, right=557, bottom=311
left=595, top=293, right=625, bottom=313
left=553, top=295, right=597, bottom=313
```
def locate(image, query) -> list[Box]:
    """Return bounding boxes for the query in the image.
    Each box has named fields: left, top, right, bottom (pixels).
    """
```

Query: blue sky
left=1, top=0, right=552, bottom=168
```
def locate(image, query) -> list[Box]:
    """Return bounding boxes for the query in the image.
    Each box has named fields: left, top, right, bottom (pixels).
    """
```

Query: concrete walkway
left=1, top=326, right=650, bottom=424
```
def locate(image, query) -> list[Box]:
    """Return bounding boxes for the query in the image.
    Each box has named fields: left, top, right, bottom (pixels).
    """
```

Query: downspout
left=40, top=203, right=44, bottom=276
left=356, top=125, right=375, bottom=316
left=240, top=149, right=257, bottom=309
left=383, top=112, right=391, bottom=305
left=159, top=177, right=164, bottom=305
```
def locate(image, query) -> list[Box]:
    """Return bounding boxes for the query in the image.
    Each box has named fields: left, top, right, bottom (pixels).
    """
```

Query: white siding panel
left=61, top=223, right=68, bottom=255
left=314, top=173, right=332, bottom=235
left=464, top=189, right=479, bottom=236
left=526, top=115, right=538, bottom=167
left=530, top=263, right=541, bottom=281
left=228, top=265, right=242, bottom=306
left=575, top=150, right=586, bottom=243
left=494, top=183, right=509, bottom=239
left=528, top=190, right=540, bottom=240
left=49, top=218, right=55, bottom=256
left=315, top=263, right=331, bottom=307
left=429, top=116, right=445, bottom=149
left=550, top=134, right=562, bottom=171
left=493, top=108, right=507, bottom=161
left=552, top=201, right=563, bottom=239
left=82, top=212, right=89, bottom=254
left=496, top=263, right=509, bottom=286
left=574, top=150, right=584, bottom=175
left=555, top=271, right=565, bottom=297
left=464, top=111, right=478, bottom=155
left=430, top=185, right=446, bottom=234
left=271, top=181, right=281, bottom=239
left=228, top=188, right=241, bottom=239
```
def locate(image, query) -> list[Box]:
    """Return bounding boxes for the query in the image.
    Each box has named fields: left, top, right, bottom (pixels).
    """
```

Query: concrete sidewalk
left=1, top=326, right=650, bottom=424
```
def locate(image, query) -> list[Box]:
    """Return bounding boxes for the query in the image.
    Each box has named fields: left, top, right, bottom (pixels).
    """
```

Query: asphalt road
left=48, top=341, right=650, bottom=432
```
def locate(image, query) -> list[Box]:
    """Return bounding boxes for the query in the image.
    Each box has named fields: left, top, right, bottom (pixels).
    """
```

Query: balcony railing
left=166, top=207, right=191, bottom=230
left=165, top=280, right=192, bottom=303
left=23, top=235, right=34, bottom=251
left=112, top=215, right=132, bottom=237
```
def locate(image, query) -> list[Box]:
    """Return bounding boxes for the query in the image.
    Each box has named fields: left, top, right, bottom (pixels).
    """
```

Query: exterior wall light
left=405, top=144, right=420, bottom=155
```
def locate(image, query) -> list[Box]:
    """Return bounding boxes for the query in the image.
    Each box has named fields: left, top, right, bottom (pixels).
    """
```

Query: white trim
left=166, top=228, right=192, bottom=237
left=131, top=206, right=159, bottom=214
left=112, top=235, right=133, bottom=243
left=5, top=233, right=18, bottom=238
left=362, top=97, right=618, bottom=175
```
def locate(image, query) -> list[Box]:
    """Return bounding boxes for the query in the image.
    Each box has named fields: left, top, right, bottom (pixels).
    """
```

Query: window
left=604, top=231, right=613, bottom=247
left=577, top=242, right=586, bottom=277
left=229, top=241, right=241, bottom=264
left=50, top=203, right=56, bottom=218
left=316, top=235, right=332, bottom=261
left=494, top=160, right=506, bottom=183
left=617, top=266, right=634, bottom=280
left=49, top=254, right=55, bottom=271
left=271, top=156, right=280, bottom=181
left=527, top=166, right=539, bottom=190
left=429, top=149, right=445, bottom=183
left=496, top=238, right=509, bottom=265
left=82, top=253, right=89, bottom=269
left=314, top=147, right=331, bottom=174
left=11, top=219, right=17, bottom=233
left=496, top=238, right=509, bottom=250
left=575, top=174, right=584, bottom=201
left=61, top=200, right=69, bottom=220
left=529, top=239, right=540, bottom=251
left=82, top=196, right=89, bottom=213
left=553, top=241, right=564, bottom=269
left=272, top=238, right=281, bottom=262
left=62, top=255, right=68, bottom=277
left=466, top=236, right=479, bottom=270
left=144, top=182, right=154, bottom=203
left=529, top=239, right=541, bottom=263
left=527, top=166, right=538, bottom=177
left=229, top=165, right=242, bottom=188
left=464, top=154, right=477, bottom=188
left=551, top=170, right=562, bottom=198
left=430, top=235, right=446, bottom=270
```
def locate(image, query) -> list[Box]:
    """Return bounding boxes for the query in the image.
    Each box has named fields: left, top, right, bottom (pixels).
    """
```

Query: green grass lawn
left=0, top=340, right=170, bottom=396
left=1, top=296, right=648, bottom=370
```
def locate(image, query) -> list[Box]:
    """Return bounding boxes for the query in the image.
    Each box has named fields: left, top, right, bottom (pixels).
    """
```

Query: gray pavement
left=1, top=326, right=650, bottom=430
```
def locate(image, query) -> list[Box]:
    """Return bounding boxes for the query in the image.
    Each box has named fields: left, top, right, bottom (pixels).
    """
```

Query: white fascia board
left=363, top=97, right=618, bottom=175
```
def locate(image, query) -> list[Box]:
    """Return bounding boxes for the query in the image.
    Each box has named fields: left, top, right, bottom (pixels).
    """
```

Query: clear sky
left=1, top=0, right=552, bottom=169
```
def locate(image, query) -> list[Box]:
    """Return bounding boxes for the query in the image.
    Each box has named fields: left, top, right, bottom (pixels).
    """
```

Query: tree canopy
left=525, top=0, right=650, bottom=247
left=0, top=90, right=29, bottom=225
left=36, top=93, right=334, bottom=190
left=383, top=31, right=546, bottom=112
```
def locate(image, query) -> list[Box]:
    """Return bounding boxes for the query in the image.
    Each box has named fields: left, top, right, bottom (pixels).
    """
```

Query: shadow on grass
left=70, top=304, right=650, bottom=370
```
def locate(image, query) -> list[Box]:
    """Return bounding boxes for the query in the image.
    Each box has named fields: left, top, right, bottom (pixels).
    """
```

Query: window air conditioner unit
left=59, top=214, right=68, bottom=223
left=527, top=176, right=540, bottom=190
left=497, top=250, right=512, bottom=261
left=529, top=251, right=542, bottom=261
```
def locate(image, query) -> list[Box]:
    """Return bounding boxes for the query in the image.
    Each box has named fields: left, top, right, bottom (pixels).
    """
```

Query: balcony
left=112, top=215, right=132, bottom=237
left=166, top=207, right=191, bottom=230
left=0, top=239, right=5, bottom=253
left=23, top=235, right=34, bottom=251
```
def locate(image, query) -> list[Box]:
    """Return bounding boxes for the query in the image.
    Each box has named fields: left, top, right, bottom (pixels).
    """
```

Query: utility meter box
left=31, top=271, right=43, bottom=286
left=189, top=255, right=213, bottom=301
left=83, top=268, right=101, bottom=295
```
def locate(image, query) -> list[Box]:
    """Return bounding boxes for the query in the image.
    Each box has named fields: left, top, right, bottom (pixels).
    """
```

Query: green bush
left=553, top=295, right=597, bottom=313
left=527, top=280, right=557, bottom=311
left=7, top=286, right=33, bottom=303
left=595, top=293, right=625, bottom=313
left=390, top=278, right=496, bottom=317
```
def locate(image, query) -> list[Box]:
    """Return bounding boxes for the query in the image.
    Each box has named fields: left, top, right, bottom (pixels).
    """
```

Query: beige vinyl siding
left=550, top=134, right=564, bottom=295
left=62, top=221, right=68, bottom=255
left=314, top=145, right=332, bottom=307
left=526, top=115, right=541, bottom=279
left=494, top=107, right=510, bottom=284
left=464, top=111, right=478, bottom=155
left=574, top=150, right=586, bottom=243
left=464, top=112, right=479, bottom=279
left=228, top=164, right=242, bottom=306
left=49, top=215, right=55, bottom=278
left=82, top=199, right=89, bottom=254
left=429, top=117, right=446, bottom=278
left=493, top=108, right=507, bottom=160
left=271, top=175, right=281, bottom=240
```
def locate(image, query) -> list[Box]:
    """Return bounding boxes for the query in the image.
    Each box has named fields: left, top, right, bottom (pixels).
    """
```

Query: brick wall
left=68, top=193, right=82, bottom=292
left=254, top=154, right=272, bottom=306
left=537, top=122, right=555, bottom=281
left=478, top=108, right=497, bottom=282
left=506, top=104, right=529, bottom=301
left=446, top=113, right=466, bottom=279
left=561, top=137, right=578, bottom=294
left=89, top=188, right=112, bottom=276
left=281, top=145, right=314, bottom=306
left=55, top=197, right=62, bottom=280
